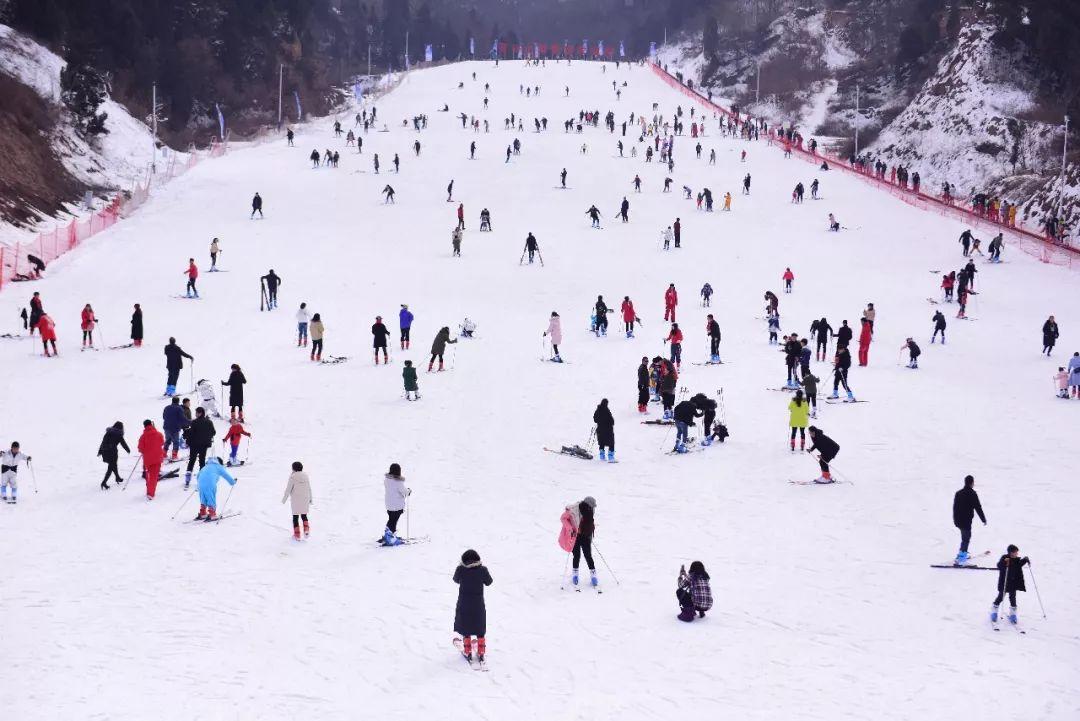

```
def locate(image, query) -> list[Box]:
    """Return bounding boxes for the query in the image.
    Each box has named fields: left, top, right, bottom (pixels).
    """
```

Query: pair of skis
left=452, top=638, right=488, bottom=671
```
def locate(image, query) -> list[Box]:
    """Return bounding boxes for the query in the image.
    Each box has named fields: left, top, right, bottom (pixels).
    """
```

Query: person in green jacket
left=799, top=371, right=820, bottom=418
left=403, top=360, right=419, bottom=401
left=428, top=326, right=457, bottom=372
left=788, top=389, right=810, bottom=452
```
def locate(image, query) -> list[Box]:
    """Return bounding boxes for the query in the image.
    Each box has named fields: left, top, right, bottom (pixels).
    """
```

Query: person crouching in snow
left=454, top=549, right=493, bottom=663
left=195, top=457, right=236, bottom=521
left=403, top=360, right=419, bottom=400
left=137, top=420, right=165, bottom=501
left=676, top=561, right=714, bottom=621
left=222, top=420, right=251, bottom=466
left=381, top=462, right=410, bottom=545
left=281, top=461, right=312, bottom=540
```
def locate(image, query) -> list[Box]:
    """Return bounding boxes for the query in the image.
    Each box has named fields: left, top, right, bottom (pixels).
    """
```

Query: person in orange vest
left=137, top=420, right=166, bottom=500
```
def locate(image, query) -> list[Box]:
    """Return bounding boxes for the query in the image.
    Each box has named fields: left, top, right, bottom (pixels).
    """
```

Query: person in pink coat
left=80, top=304, right=98, bottom=348
left=664, top=284, right=678, bottom=322
left=544, top=312, right=563, bottom=363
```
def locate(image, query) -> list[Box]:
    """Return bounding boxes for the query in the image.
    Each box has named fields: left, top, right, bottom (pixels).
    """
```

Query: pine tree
left=60, top=59, right=109, bottom=138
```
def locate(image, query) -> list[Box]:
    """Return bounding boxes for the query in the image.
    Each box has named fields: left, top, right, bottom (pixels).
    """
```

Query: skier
left=281, top=461, right=312, bottom=540
left=222, top=419, right=251, bottom=467
left=706, top=314, right=721, bottom=363
left=665, top=323, right=683, bottom=368
left=194, top=456, right=236, bottom=522
left=456, top=202, right=465, bottom=230
left=28, top=291, right=43, bottom=335
left=857, top=318, right=872, bottom=366
left=592, top=399, right=616, bottom=462
left=953, top=474, right=987, bottom=565
left=764, top=290, right=779, bottom=314
left=183, top=407, right=216, bottom=487
left=829, top=346, right=854, bottom=400
left=403, top=360, right=419, bottom=400
left=593, top=296, right=609, bottom=337
left=399, top=304, right=414, bottom=350
left=130, top=304, right=143, bottom=347
left=80, top=304, right=98, bottom=348
left=209, top=237, right=221, bottom=272
left=618, top=197, right=630, bottom=223
left=310, top=149, right=320, bottom=168
left=586, top=205, right=602, bottom=228
left=988, top=233, right=1004, bottom=263
left=636, top=356, right=650, bottom=413
left=460, top=318, right=477, bottom=338
left=673, top=218, right=681, bottom=248
left=662, top=226, right=673, bottom=250
left=788, top=390, right=809, bottom=451
left=560, top=168, right=568, bottom=188
left=374, top=155, right=381, bottom=174
left=690, top=393, right=719, bottom=445
left=393, top=154, right=400, bottom=173
left=454, top=549, right=494, bottom=663
left=184, top=258, right=199, bottom=298
left=828, top=213, right=840, bottom=231
left=664, top=283, right=678, bottom=322
left=0, top=442, right=31, bottom=504
left=479, top=208, right=491, bottom=231
left=956, top=286, right=976, bottom=319
left=959, top=229, right=973, bottom=257
left=1042, top=316, right=1059, bottom=355
left=382, top=184, right=395, bottom=203
left=991, top=545, right=1030, bottom=625
left=544, top=312, right=563, bottom=362
left=633, top=174, right=642, bottom=192
left=381, top=462, right=410, bottom=545
left=250, top=192, right=263, bottom=218
left=723, top=192, right=732, bottom=211
left=523, top=232, right=540, bottom=263
left=810, top=317, right=833, bottom=361
left=799, top=370, right=820, bottom=418
left=428, top=326, right=457, bottom=372
left=309, top=314, right=324, bottom=361
left=932, top=311, right=947, bottom=344
left=221, top=364, right=247, bottom=421
left=447, top=180, right=454, bottom=202
left=782, top=267, right=794, bottom=293
left=137, top=420, right=166, bottom=500
left=97, top=421, right=130, bottom=490
left=296, top=303, right=311, bottom=347
left=700, top=283, right=713, bottom=307
left=163, top=337, right=193, bottom=397
left=260, top=270, right=282, bottom=309
left=1069, top=352, right=1080, bottom=398
left=783, top=334, right=802, bottom=387
left=810, top=178, right=819, bottom=199
left=902, top=338, right=921, bottom=369
left=620, top=296, right=636, bottom=338
left=452, top=227, right=463, bottom=256
left=766, top=309, right=780, bottom=345
left=162, top=397, right=188, bottom=462
left=742, top=174, right=751, bottom=194
left=806, top=425, right=840, bottom=483
left=676, top=562, right=713, bottom=622
left=941, top=273, right=955, bottom=302
left=835, top=320, right=852, bottom=350
left=372, top=316, right=391, bottom=364
left=672, top=398, right=701, bottom=453
left=1054, top=366, right=1069, bottom=398
left=564, top=496, right=599, bottom=587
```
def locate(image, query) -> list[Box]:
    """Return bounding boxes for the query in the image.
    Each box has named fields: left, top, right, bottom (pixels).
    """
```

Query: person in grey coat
left=281, top=461, right=313, bottom=540
left=428, top=326, right=457, bottom=372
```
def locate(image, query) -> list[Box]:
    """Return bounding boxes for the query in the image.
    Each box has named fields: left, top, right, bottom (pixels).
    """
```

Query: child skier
left=195, top=456, right=236, bottom=521
left=788, top=389, right=809, bottom=452
left=991, top=545, right=1030, bottom=625
left=902, top=338, right=921, bottom=369
left=700, top=283, right=713, bottom=307
left=1055, top=367, right=1069, bottom=398
left=0, top=441, right=31, bottom=504
left=676, top=562, right=714, bottom=622
left=195, top=380, right=220, bottom=418
left=403, top=360, right=419, bottom=400
left=799, top=370, right=820, bottom=418
left=222, top=420, right=251, bottom=466
left=782, top=268, right=795, bottom=293
left=562, top=497, right=599, bottom=587
left=381, top=462, right=410, bottom=545
left=281, top=461, right=312, bottom=540
left=454, top=549, right=494, bottom=664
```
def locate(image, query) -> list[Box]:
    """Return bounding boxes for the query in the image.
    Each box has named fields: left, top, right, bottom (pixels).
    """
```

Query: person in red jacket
left=664, top=283, right=678, bottom=322
left=665, top=322, right=684, bottom=368
left=37, top=312, right=57, bottom=357
left=222, top=421, right=252, bottom=466
left=782, top=268, right=795, bottom=294
left=80, top=304, right=98, bottom=348
left=184, top=258, right=199, bottom=298
left=137, top=419, right=166, bottom=500
left=857, top=317, right=872, bottom=366
left=456, top=203, right=465, bottom=230
left=620, top=296, right=636, bottom=338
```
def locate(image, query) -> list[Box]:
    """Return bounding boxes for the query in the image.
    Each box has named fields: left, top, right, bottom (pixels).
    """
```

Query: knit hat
left=582, top=496, right=597, bottom=509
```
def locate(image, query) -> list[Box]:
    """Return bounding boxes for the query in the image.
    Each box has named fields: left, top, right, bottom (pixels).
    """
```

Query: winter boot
left=375, top=353, right=380, bottom=365
left=790, top=439, right=796, bottom=452
left=166, top=385, right=176, bottom=397
left=1008, top=607, right=1018, bottom=624
left=170, top=450, right=178, bottom=461
left=954, top=551, right=970, bottom=565
left=553, top=355, right=563, bottom=363
left=846, top=390, right=855, bottom=401
left=400, top=340, right=405, bottom=351
left=316, top=353, right=321, bottom=361
left=438, top=360, right=444, bottom=371
left=990, top=604, right=1000, bottom=623
left=591, top=569, right=599, bottom=587
left=184, top=472, right=192, bottom=489
left=572, top=570, right=579, bottom=586
left=310, top=352, right=316, bottom=361
left=303, top=519, right=310, bottom=538
left=800, top=437, right=805, bottom=451
left=828, top=391, right=839, bottom=399
left=701, top=437, right=713, bottom=447
left=608, top=451, right=616, bottom=463
left=476, top=638, right=486, bottom=663
left=428, top=360, right=434, bottom=372
left=598, top=449, right=606, bottom=461
left=293, top=526, right=302, bottom=541
left=195, top=504, right=207, bottom=521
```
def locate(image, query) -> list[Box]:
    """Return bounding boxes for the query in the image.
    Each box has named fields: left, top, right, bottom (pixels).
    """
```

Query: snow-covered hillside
left=2, top=60, right=1078, bottom=721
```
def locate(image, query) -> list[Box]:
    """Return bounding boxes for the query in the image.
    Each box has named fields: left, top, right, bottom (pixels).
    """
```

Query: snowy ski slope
left=1, top=60, right=1078, bottom=721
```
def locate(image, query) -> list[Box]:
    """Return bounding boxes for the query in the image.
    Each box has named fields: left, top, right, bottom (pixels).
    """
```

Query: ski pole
left=1028, top=563, right=1047, bottom=618
left=451, top=343, right=457, bottom=370
left=189, top=361, right=195, bottom=395
left=28, top=459, right=39, bottom=494
left=559, top=552, right=572, bottom=590
left=593, top=542, right=620, bottom=585
left=405, top=492, right=411, bottom=540
left=171, top=487, right=198, bottom=520
left=121, top=455, right=143, bottom=492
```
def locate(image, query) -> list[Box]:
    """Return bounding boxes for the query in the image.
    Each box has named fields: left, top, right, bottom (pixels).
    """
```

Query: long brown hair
left=578, top=501, right=595, bottom=538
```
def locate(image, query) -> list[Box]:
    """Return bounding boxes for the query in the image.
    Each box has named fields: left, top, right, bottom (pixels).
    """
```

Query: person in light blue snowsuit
left=195, top=457, right=236, bottom=521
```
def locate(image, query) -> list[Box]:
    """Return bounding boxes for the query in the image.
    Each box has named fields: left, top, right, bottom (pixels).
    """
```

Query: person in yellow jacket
left=788, top=389, right=810, bottom=452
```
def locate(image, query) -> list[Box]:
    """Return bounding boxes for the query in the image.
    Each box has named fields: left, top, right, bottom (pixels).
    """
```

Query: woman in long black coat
left=221, top=364, right=247, bottom=421
left=97, top=421, right=130, bottom=490
left=130, top=304, right=143, bottom=346
left=453, top=549, right=493, bottom=661
left=592, top=398, right=615, bottom=461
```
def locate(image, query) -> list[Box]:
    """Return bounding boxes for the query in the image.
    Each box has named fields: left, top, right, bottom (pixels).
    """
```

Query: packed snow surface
left=2, top=60, right=1078, bottom=721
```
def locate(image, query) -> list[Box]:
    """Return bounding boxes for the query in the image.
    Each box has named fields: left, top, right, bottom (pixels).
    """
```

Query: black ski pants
left=573, top=536, right=595, bottom=571
left=186, top=446, right=208, bottom=473
left=386, top=509, right=404, bottom=533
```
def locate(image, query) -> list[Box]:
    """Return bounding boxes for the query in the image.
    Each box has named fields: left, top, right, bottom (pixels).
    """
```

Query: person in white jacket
left=296, top=303, right=311, bottom=347
left=1, top=441, right=31, bottom=504
left=281, top=461, right=312, bottom=540
left=544, top=311, right=563, bottom=363
left=381, top=462, right=410, bottom=545
left=662, top=226, right=673, bottom=250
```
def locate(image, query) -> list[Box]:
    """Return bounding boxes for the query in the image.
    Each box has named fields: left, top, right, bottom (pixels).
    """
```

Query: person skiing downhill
left=222, top=420, right=251, bottom=467
left=0, top=442, right=31, bottom=504
left=194, top=457, right=236, bottom=521
left=829, top=346, right=854, bottom=401
left=586, top=205, right=602, bottom=228
left=664, top=284, right=678, bottom=322
left=902, top=338, right=921, bottom=369
left=137, top=420, right=166, bottom=501
left=953, top=475, right=987, bottom=565
left=806, top=425, right=839, bottom=483
left=932, top=311, right=947, bottom=344
left=381, top=462, right=410, bottom=545
left=281, top=461, right=313, bottom=540
left=372, top=316, right=391, bottom=364
left=454, top=549, right=494, bottom=664
left=592, top=399, right=616, bottom=462
left=799, top=370, right=820, bottom=418
left=544, top=312, right=563, bottom=362
left=523, top=233, right=540, bottom=263
left=428, top=326, right=457, bottom=372
left=991, top=545, right=1030, bottom=625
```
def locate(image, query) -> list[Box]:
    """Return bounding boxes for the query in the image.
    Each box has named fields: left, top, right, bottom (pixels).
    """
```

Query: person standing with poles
left=221, top=363, right=247, bottom=422
left=562, top=496, right=599, bottom=588
left=372, top=315, right=391, bottom=365
left=991, top=545, right=1031, bottom=626
left=380, top=462, right=409, bottom=545
left=706, top=314, right=721, bottom=363
left=399, top=304, right=414, bottom=350
left=522, top=232, right=540, bottom=264
left=1, top=441, right=31, bottom=504
left=194, top=457, right=236, bottom=521
left=137, top=420, right=166, bottom=501
left=952, top=475, right=987, bottom=565
left=428, top=326, right=456, bottom=372
left=164, top=337, right=194, bottom=397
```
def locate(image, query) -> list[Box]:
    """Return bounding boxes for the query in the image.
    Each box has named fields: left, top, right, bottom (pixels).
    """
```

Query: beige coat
left=310, top=320, right=325, bottom=341
left=281, top=471, right=312, bottom=514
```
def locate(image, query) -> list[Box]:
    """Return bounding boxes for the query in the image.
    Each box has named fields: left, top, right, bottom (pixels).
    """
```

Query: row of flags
left=483, top=40, right=630, bottom=60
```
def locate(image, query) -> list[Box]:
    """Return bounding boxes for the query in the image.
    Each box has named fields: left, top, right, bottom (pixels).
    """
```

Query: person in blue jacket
left=162, top=397, right=190, bottom=462
left=195, top=457, right=236, bottom=521
left=399, top=304, right=414, bottom=351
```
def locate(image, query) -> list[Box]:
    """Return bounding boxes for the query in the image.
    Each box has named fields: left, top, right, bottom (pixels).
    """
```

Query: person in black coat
left=835, top=320, right=852, bottom=350
left=372, top=316, right=391, bottom=364
left=992, top=545, right=1030, bottom=623
left=691, top=393, right=718, bottom=443
left=810, top=317, right=834, bottom=361
left=807, top=426, right=839, bottom=483
left=453, top=549, right=493, bottom=662
left=672, top=399, right=701, bottom=452
left=952, top=475, right=987, bottom=563
left=592, top=399, right=615, bottom=461
left=97, top=421, right=130, bottom=490
left=164, top=337, right=193, bottom=396
left=706, top=314, right=721, bottom=362
left=260, top=270, right=282, bottom=310
left=183, top=407, right=216, bottom=485
left=222, top=364, right=247, bottom=421
left=130, top=304, right=144, bottom=347
left=1042, top=316, right=1059, bottom=356
left=636, top=357, right=650, bottom=413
